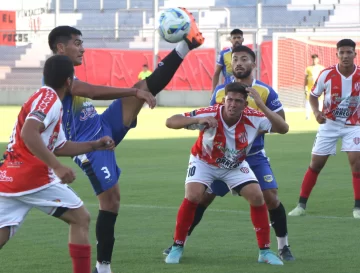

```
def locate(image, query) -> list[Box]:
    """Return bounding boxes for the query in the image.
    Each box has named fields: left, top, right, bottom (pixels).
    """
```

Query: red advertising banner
left=75, top=44, right=273, bottom=90
left=0, top=11, right=16, bottom=46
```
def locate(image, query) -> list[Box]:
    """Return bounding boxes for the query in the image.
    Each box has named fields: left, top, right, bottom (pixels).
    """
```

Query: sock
left=175, top=40, right=190, bottom=59
left=352, top=172, right=360, bottom=208
left=250, top=204, right=271, bottom=250
left=174, top=198, right=198, bottom=246
left=269, top=203, right=289, bottom=249
left=96, top=210, right=118, bottom=265
left=96, top=262, right=111, bottom=273
left=145, top=49, right=183, bottom=96
left=188, top=204, right=207, bottom=236
left=299, top=167, right=320, bottom=208
left=68, top=243, right=91, bottom=273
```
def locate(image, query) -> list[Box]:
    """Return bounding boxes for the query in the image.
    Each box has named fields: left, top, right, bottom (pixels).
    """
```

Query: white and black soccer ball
left=158, top=8, right=190, bottom=43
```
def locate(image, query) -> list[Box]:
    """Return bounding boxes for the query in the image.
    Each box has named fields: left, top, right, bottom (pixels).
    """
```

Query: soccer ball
left=158, top=8, right=190, bottom=43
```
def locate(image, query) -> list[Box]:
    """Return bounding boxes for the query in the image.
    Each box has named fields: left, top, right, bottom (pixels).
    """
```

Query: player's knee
left=310, top=156, right=327, bottom=172
left=98, top=186, right=121, bottom=213
left=263, top=189, right=280, bottom=210
left=247, top=191, right=265, bottom=206
left=198, top=192, right=216, bottom=207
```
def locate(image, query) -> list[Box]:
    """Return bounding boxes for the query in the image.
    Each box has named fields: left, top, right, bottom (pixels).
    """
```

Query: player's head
left=336, top=39, right=356, bottom=68
left=231, top=46, right=256, bottom=79
left=48, top=26, right=84, bottom=66
left=43, top=55, right=74, bottom=93
left=222, top=82, right=248, bottom=119
left=311, top=54, right=319, bottom=65
left=230, top=29, right=244, bottom=48
left=143, top=64, right=149, bottom=71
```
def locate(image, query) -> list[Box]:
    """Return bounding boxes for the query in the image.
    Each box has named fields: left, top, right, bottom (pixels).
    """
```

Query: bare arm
left=166, top=114, right=217, bottom=130
left=72, top=80, right=137, bottom=100
left=212, top=65, right=223, bottom=94
left=309, top=94, right=326, bottom=124
left=54, top=136, right=115, bottom=157
left=21, top=119, right=62, bottom=169
left=247, top=88, right=289, bottom=134
left=304, top=74, right=308, bottom=90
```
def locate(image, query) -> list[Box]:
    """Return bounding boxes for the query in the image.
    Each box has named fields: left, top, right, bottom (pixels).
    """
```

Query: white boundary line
left=86, top=203, right=355, bottom=220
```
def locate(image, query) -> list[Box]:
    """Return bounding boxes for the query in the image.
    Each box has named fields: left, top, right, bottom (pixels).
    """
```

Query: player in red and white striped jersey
left=288, top=39, right=360, bottom=219
left=164, top=82, right=289, bottom=265
left=0, top=55, right=115, bottom=273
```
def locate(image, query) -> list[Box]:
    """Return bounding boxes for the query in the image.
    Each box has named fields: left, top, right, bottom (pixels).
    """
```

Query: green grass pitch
left=0, top=106, right=357, bottom=273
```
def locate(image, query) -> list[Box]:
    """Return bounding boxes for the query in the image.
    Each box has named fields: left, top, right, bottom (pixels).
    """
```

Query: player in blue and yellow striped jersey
left=164, top=46, right=295, bottom=262
left=212, top=29, right=244, bottom=93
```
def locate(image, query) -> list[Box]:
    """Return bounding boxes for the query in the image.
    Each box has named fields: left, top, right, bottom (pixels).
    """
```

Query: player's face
left=231, top=52, right=255, bottom=79
left=230, top=34, right=243, bottom=47
left=337, top=46, right=356, bottom=68
left=223, top=91, right=248, bottom=119
left=313, top=57, right=319, bottom=65
left=57, top=35, right=85, bottom=66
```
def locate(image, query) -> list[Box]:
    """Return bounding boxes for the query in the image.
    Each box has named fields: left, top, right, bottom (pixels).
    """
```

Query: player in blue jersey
left=212, top=29, right=244, bottom=94
left=47, top=10, right=204, bottom=273
left=164, top=46, right=295, bottom=261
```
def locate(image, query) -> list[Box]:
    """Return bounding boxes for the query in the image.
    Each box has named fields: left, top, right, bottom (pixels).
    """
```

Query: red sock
left=352, top=172, right=360, bottom=201
left=174, top=198, right=198, bottom=245
left=69, top=243, right=91, bottom=273
left=300, top=167, right=319, bottom=199
left=250, top=204, right=270, bottom=249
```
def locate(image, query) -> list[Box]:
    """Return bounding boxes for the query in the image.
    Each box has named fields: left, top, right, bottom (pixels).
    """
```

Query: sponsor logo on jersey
left=80, top=101, right=97, bottom=121
left=0, top=171, right=13, bottom=182
left=215, top=157, right=240, bottom=169
left=332, top=108, right=352, bottom=118
left=29, top=110, right=46, bottom=121
left=271, top=98, right=282, bottom=107
left=264, top=175, right=273, bottom=182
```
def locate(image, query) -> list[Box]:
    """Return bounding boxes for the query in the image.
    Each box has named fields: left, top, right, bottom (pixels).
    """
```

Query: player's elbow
left=277, top=123, right=289, bottom=134
left=165, top=117, right=176, bottom=129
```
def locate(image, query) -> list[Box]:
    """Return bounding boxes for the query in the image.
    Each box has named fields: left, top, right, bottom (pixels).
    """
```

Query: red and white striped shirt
left=0, top=86, right=67, bottom=196
left=311, top=64, right=360, bottom=125
left=183, top=105, right=272, bottom=169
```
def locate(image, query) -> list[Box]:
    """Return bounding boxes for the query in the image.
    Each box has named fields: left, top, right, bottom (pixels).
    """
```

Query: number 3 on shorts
left=101, top=166, right=111, bottom=179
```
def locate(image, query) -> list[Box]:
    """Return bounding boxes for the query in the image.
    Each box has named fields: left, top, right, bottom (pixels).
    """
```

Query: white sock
left=277, top=236, right=289, bottom=250
left=175, top=40, right=190, bottom=59
left=96, top=262, right=111, bottom=273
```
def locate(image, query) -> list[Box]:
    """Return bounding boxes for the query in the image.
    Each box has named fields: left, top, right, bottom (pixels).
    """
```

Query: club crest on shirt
left=238, top=131, right=248, bottom=143
left=80, top=101, right=97, bottom=121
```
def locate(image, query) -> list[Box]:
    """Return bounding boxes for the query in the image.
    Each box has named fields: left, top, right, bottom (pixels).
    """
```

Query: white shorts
left=185, top=154, right=258, bottom=194
left=312, top=119, right=360, bottom=155
left=0, top=183, right=83, bottom=238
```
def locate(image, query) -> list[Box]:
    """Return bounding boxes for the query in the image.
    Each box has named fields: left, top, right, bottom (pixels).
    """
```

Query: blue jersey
left=210, top=79, right=283, bottom=154
left=216, top=47, right=233, bottom=84
left=42, top=77, right=101, bottom=142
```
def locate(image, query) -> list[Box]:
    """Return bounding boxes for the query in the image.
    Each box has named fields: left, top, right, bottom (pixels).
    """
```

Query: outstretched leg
left=121, top=8, right=205, bottom=127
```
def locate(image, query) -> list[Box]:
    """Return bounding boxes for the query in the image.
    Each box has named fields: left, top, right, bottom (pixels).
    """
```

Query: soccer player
left=288, top=39, right=360, bottom=218
left=48, top=8, right=204, bottom=273
left=212, top=28, right=244, bottom=93
left=163, top=46, right=295, bottom=260
left=164, top=82, right=289, bottom=265
left=304, top=54, right=324, bottom=120
left=0, top=55, right=115, bottom=273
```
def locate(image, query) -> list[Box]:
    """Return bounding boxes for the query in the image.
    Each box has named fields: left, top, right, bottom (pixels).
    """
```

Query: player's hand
left=135, top=89, right=156, bottom=109
left=53, top=165, right=76, bottom=184
left=197, top=116, right=218, bottom=128
left=93, top=136, right=115, bottom=151
left=314, top=110, right=326, bottom=124
left=246, top=87, right=263, bottom=106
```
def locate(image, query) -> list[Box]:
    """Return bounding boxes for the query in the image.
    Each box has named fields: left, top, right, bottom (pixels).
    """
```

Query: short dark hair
left=311, top=54, right=319, bottom=59
left=225, top=82, right=248, bottom=99
left=48, top=26, right=82, bottom=53
left=143, top=64, right=148, bottom=67
left=337, top=39, right=356, bottom=50
left=43, top=55, right=74, bottom=89
left=230, top=29, right=243, bottom=36
left=232, top=45, right=256, bottom=62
